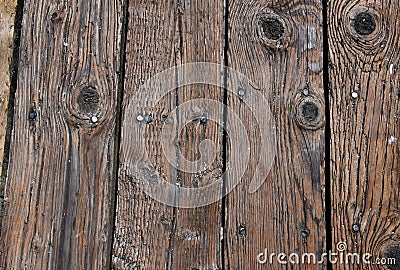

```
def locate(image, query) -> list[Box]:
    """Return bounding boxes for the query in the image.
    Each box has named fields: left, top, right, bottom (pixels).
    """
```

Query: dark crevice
left=0, top=0, right=25, bottom=232
left=322, top=1, right=333, bottom=270
left=108, top=0, right=130, bottom=268
left=221, top=0, right=229, bottom=269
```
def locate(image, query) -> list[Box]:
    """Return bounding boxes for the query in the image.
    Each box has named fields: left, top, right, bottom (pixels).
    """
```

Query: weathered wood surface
left=329, top=0, right=400, bottom=269
left=0, top=0, right=122, bottom=268
left=1, top=0, right=399, bottom=268
left=0, top=0, right=17, bottom=177
left=112, top=0, right=225, bottom=269
left=225, top=0, right=326, bottom=269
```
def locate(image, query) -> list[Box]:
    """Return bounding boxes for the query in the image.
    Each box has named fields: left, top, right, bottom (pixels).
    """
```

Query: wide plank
left=225, top=0, right=326, bottom=269
left=0, top=0, right=123, bottom=268
left=329, top=0, right=400, bottom=269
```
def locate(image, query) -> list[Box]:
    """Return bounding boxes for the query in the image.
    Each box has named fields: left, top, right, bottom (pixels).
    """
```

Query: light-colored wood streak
left=0, top=0, right=123, bottom=268
left=0, top=0, right=17, bottom=177
left=329, top=0, right=400, bottom=269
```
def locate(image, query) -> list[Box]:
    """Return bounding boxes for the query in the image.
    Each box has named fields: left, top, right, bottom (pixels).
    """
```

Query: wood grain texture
left=172, top=1, right=224, bottom=269
left=225, top=0, right=326, bottom=269
left=329, top=0, right=400, bottom=269
left=112, top=1, right=179, bottom=268
left=0, top=0, right=122, bottom=268
left=0, top=0, right=17, bottom=177
left=112, top=0, right=224, bottom=269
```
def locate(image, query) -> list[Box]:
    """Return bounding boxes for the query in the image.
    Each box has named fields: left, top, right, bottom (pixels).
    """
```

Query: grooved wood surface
left=329, top=0, right=400, bottom=269
left=0, top=0, right=399, bottom=269
left=0, top=0, right=17, bottom=177
left=0, top=0, right=122, bottom=268
left=112, top=0, right=224, bottom=268
left=225, top=0, right=326, bottom=269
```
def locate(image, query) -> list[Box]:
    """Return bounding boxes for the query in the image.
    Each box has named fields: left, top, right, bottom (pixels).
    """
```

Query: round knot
left=295, top=96, right=325, bottom=130
left=352, top=12, right=376, bottom=36
left=331, top=4, right=398, bottom=72
left=77, top=86, right=100, bottom=115
left=259, top=17, right=285, bottom=40
left=256, top=9, right=293, bottom=49
left=62, top=82, right=111, bottom=128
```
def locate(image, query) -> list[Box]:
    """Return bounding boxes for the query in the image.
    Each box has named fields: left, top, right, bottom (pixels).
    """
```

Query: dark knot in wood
left=353, top=12, right=376, bottom=36
left=256, top=9, right=292, bottom=49
left=77, top=86, right=100, bottom=115
left=295, top=97, right=325, bottom=130
left=62, top=82, right=111, bottom=129
left=259, top=17, right=285, bottom=41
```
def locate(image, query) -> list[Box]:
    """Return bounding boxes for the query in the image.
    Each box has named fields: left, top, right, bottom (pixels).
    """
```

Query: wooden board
left=0, top=0, right=17, bottom=177
left=329, top=0, right=400, bottom=269
left=225, top=0, right=326, bottom=269
left=112, top=0, right=225, bottom=269
left=0, top=0, right=123, bottom=268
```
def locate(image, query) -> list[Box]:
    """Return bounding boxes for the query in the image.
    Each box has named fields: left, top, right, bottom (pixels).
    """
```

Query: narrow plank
left=226, top=0, right=326, bottom=269
left=0, top=0, right=17, bottom=176
left=329, top=0, right=400, bottom=269
left=112, top=1, right=178, bottom=267
left=0, top=0, right=122, bottom=268
left=172, top=1, right=224, bottom=269
left=112, top=0, right=225, bottom=268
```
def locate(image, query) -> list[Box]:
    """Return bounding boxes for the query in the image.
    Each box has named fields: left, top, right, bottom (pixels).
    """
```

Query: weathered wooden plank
left=112, top=1, right=179, bottom=268
left=225, top=0, right=326, bottom=269
left=329, top=0, right=400, bottom=269
left=171, top=1, right=225, bottom=269
left=0, top=0, right=17, bottom=177
left=112, top=0, right=225, bottom=269
left=0, top=0, right=122, bottom=268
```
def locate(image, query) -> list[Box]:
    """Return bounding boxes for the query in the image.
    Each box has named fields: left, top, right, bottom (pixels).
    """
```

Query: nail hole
left=145, top=115, right=152, bottom=123
left=137, top=115, right=144, bottom=122
left=28, top=109, right=37, bottom=120
left=352, top=223, right=360, bottom=233
left=91, top=116, right=98, bottom=123
left=351, top=92, right=359, bottom=99
left=301, top=229, right=309, bottom=238
left=238, top=224, right=246, bottom=236
left=353, top=12, right=376, bottom=36
left=200, top=116, right=207, bottom=124
left=77, top=86, right=100, bottom=115
left=238, top=88, right=245, bottom=97
left=259, top=17, right=285, bottom=40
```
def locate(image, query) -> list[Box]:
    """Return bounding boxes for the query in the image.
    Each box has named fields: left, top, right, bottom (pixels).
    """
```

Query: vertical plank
left=226, top=0, right=326, bottom=269
left=0, top=0, right=122, bottom=268
left=112, top=0, right=225, bottom=269
left=172, top=1, right=224, bottom=269
left=0, top=0, right=17, bottom=176
left=112, top=1, right=178, bottom=267
left=329, top=0, right=400, bottom=268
